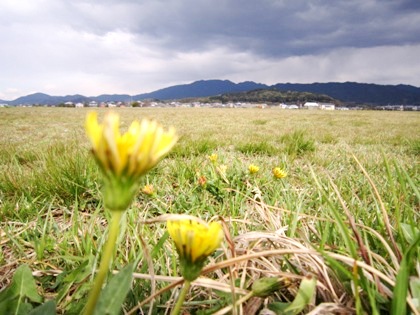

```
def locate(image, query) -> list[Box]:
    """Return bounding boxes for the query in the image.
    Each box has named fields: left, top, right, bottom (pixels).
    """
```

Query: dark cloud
left=116, top=0, right=420, bottom=56
left=18, top=0, right=417, bottom=57
left=0, top=0, right=419, bottom=99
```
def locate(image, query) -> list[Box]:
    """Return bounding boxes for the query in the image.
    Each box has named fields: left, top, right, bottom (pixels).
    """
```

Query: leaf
left=391, top=233, right=420, bottom=315
left=267, top=276, right=317, bottom=315
left=267, top=302, right=291, bottom=314
left=0, top=300, right=33, bottom=315
left=283, top=276, right=317, bottom=315
left=93, top=263, right=134, bottom=315
left=0, top=264, right=43, bottom=315
left=410, top=277, right=420, bottom=310
left=400, top=223, right=419, bottom=244
left=28, top=300, right=56, bottom=315
left=391, top=234, right=420, bottom=315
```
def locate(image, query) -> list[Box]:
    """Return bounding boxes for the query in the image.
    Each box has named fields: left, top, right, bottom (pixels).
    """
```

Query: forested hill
left=272, top=82, right=420, bottom=105
left=208, top=88, right=337, bottom=104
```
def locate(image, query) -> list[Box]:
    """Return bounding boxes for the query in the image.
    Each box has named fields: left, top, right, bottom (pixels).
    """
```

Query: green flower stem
left=84, top=210, right=123, bottom=315
left=171, top=280, right=191, bottom=315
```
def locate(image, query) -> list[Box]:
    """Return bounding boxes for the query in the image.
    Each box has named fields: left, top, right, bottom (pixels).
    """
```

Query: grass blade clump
left=281, top=130, right=315, bottom=158
left=235, top=141, right=278, bottom=156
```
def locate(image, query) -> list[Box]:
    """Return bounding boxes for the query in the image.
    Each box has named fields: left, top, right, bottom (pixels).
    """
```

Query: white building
left=320, top=103, right=335, bottom=110
left=303, top=102, right=319, bottom=109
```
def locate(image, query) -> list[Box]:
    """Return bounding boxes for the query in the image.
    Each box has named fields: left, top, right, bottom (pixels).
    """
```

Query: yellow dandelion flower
left=86, top=112, right=177, bottom=211
left=273, top=167, right=287, bottom=179
left=208, top=153, right=218, bottom=163
left=167, top=217, right=223, bottom=281
left=248, top=164, right=260, bottom=174
left=86, top=111, right=177, bottom=177
left=142, top=184, right=155, bottom=196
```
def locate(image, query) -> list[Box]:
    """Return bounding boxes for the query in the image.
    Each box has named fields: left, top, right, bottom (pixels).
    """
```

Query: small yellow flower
left=248, top=164, right=260, bottom=174
left=273, top=167, right=287, bottom=179
left=208, top=153, right=218, bottom=163
left=167, top=216, right=223, bottom=281
left=86, top=112, right=177, bottom=211
left=142, top=184, right=155, bottom=196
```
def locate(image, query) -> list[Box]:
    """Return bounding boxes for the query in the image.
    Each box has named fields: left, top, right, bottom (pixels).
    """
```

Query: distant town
left=2, top=81, right=420, bottom=110
left=1, top=100, right=418, bottom=111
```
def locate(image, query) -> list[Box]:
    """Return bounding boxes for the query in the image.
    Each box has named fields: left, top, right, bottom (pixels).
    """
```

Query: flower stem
left=84, top=210, right=123, bottom=315
left=171, top=280, right=191, bottom=315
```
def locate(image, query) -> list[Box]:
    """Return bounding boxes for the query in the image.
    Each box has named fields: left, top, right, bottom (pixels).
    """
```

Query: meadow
left=0, top=107, right=419, bottom=314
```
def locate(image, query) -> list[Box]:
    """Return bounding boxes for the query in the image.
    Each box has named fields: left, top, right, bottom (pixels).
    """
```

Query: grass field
left=0, top=107, right=419, bottom=314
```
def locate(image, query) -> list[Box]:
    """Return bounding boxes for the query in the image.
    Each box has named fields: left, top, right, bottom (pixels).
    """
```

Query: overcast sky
left=1, top=0, right=420, bottom=100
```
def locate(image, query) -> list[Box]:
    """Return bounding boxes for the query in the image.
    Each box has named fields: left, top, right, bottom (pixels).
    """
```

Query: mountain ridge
left=1, top=80, right=420, bottom=105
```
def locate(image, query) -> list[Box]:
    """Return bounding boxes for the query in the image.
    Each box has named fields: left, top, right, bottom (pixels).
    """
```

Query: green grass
left=280, top=129, right=316, bottom=158
left=0, top=107, right=419, bottom=314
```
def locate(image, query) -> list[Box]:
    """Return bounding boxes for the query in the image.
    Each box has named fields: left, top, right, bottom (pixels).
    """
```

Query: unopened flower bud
left=251, top=277, right=283, bottom=297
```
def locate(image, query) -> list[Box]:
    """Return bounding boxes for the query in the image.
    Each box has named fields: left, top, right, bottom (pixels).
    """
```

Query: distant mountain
left=1, top=93, right=133, bottom=106
left=2, top=80, right=420, bottom=105
left=133, top=79, right=269, bottom=100
left=3, top=93, right=89, bottom=105
left=92, top=94, right=132, bottom=103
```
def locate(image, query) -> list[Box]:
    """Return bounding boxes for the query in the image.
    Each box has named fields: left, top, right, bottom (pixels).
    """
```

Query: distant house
left=303, top=102, right=319, bottom=109
left=320, top=103, right=335, bottom=110
left=75, top=103, right=84, bottom=108
left=88, top=101, right=98, bottom=107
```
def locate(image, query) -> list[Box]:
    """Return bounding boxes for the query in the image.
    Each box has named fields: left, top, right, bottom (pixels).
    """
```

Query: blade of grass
left=352, top=154, right=402, bottom=262
left=391, top=233, right=420, bottom=315
left=309, top=167, right=358, bottom=258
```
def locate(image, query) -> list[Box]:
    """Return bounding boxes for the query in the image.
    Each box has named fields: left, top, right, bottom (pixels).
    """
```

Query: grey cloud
left=1, top=0, right=420, bottom=99
left=394, top=0, right=420, bottom=11
left=11, top=0, right=416, bottom=58
left=4, top=0, right=419, bottom=53
left=104, top=0, right=419, bottom=56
